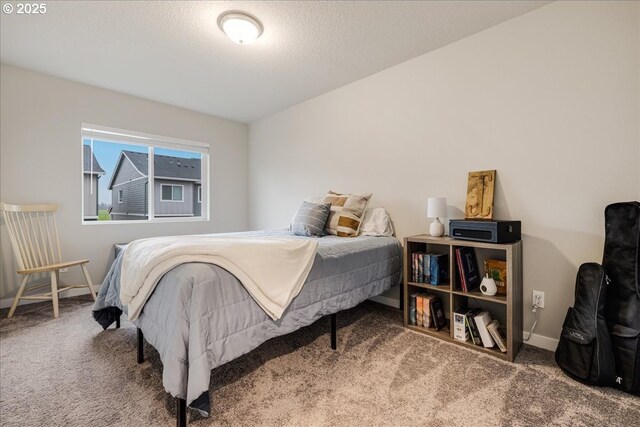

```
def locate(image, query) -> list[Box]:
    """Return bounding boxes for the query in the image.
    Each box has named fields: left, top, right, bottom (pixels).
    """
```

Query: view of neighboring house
left=107, top=150, right=202, bottom=220
left=83, top=145, right=105, bottom=221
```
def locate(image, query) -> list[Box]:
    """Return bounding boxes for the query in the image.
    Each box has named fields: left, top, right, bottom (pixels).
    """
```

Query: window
left=161, top=185, right=183, bottom=202
left=81, top=124, right=209, bottom=223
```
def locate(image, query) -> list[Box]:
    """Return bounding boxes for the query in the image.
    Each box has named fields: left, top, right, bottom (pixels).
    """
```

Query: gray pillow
left=291, top=201, right=331, bottom=237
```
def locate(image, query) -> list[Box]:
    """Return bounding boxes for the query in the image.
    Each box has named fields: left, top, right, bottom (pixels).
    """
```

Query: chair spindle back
left=1, top=203, right=62, bottom=271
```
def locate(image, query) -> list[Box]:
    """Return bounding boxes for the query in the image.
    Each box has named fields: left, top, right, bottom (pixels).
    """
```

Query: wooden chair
left=1, top=203, right=96, bottom=318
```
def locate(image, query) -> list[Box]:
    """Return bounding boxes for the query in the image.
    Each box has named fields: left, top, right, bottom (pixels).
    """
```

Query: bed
left=93, top=230, right=402, bottom=426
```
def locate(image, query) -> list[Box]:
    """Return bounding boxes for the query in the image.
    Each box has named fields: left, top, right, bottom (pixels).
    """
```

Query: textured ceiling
left=0, top=1, right=550, bottom=123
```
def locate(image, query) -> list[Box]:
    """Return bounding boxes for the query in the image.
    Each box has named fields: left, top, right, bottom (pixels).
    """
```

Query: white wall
left=249, top=1, right=640, bottom=342
left=0, top=64, right=249, bottom=301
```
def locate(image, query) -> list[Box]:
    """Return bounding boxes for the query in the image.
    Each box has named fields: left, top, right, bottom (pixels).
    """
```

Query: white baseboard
left=369, top=295, right=400, bottom=309
left=523, top=331, right=559, bottom=351
left=0, top=287, right=97, bottom=310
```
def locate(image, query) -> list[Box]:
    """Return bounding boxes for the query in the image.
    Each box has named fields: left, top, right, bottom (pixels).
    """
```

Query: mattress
left=92, top=230, right=402, bottom=415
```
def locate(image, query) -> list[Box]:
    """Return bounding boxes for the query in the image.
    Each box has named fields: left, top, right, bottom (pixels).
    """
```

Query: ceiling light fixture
left=218, top=11, right=263, bottom=45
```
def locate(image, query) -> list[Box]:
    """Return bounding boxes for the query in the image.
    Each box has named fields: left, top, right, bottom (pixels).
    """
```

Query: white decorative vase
left=480, top=275, right=498, bottom=296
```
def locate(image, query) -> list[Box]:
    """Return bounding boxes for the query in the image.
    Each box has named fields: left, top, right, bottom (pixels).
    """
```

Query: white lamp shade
left=427, top=197, right=447, bottom=218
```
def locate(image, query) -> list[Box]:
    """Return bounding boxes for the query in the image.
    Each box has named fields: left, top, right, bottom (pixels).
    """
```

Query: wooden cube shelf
left=403, top=235, right=523, bottom=362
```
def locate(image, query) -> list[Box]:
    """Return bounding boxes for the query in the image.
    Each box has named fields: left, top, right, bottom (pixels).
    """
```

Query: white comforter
left=120, top=235, right=318, bottom=321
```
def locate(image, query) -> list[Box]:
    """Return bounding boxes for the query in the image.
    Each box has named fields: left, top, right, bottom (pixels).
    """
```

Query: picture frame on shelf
left=465, top=170, right=496, bottom=219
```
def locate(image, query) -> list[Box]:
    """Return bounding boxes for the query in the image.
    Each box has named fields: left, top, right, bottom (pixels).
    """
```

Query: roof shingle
left=123, top=151, right=201, bottom=181
left=83, top=145, right=106, bottom=174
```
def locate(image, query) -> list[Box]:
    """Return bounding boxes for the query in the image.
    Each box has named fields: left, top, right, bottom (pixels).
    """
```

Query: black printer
left=449, top=219, right=521, bottom=243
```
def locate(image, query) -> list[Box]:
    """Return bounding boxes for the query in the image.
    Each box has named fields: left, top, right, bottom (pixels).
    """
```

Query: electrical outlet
left=533, top=290, right=545, bottom=308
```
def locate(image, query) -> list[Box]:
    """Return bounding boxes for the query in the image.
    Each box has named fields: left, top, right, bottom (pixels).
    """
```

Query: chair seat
left=17, top=259, right=90, bottom=275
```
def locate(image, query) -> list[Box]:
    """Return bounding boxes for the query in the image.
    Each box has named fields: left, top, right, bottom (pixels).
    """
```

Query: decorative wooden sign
left=465, top=170, right=496, bottom=219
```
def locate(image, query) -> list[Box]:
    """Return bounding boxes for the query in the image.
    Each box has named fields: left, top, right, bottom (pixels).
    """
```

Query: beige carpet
left=1, top=296, right=638, bottom=427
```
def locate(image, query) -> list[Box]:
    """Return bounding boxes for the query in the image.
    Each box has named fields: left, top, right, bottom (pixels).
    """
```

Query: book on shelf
left=416, top=294, right=424, bottom=326
left=484, top=259, right=507, bottom=296
left=429, top=254, right=449, bottom=285
left=409, top=293, right=418, bottom=325
left=464, top=308, right=483, bottom=346
left=453, top=307, right=470, bottom=341
left=473, top=311, right=495, bottom=348
left=453, top=307, right=484, bottom=343
left=487, top=320, right=507, bottom=353
left=455, top=249, right=466, bottom=291
left=423, top=294, right=435, bottom=328
left=430, top=296, right=447, bottom=331
left=455, top=247, right=481, bottom=292
left=422, top=254, right=431, bottom=283
left=420, top=254, right=426, bottom=283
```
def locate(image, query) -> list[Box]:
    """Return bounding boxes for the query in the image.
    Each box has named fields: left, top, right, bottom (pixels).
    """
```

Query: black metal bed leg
left=137, top=328, right=144, bottom=364
left=330, top=313, right=337, bottom=350
left=177, top=398, right=187, bottom=427
left=115, top=315, right=120, bottom=329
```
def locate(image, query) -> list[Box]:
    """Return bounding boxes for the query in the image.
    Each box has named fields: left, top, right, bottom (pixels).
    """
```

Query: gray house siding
left=155, top=179, right=194, bottom=216
left=82, top=145, right=104, bottom=221
left=83, top=174, right=99, bottom=218
left=110, top=180, right=148, bottom=220
left=112, top=155, right=144, bottom=186
left=107, top=151, right=202, bottom=220
left=193, top=184, right=202, bottom=217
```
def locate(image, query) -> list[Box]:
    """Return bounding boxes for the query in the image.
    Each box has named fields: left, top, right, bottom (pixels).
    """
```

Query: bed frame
left=120, top=312, right=338, bottom=427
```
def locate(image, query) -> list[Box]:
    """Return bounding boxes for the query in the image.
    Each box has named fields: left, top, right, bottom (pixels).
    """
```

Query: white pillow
left=359, top=208, right=395, bottom=237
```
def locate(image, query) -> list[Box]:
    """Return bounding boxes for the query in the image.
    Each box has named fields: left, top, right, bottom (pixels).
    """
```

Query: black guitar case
left=555, top=263, right=616, bottom=385
left=603, top=201, right=640, bottom=393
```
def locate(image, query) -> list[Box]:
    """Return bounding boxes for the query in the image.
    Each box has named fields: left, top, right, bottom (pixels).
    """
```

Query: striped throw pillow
left=288, top=196, right=326, bottom=230
left=291, top=201, right=331, bottom=237
left=322, top=191, right=372, bottom=237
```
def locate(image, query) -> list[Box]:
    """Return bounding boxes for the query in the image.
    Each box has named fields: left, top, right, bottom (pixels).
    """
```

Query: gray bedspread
left=93, top=230, right=402, bottom=415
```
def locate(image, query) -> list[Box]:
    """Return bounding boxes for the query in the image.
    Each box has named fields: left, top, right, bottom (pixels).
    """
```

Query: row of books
left=411, top=252, right=448, bottom=285
left=408, top=293, right=447, bottom=331
left=453, top=307, right=507, bottom=352
left=453, top=247, right=508, bottom=295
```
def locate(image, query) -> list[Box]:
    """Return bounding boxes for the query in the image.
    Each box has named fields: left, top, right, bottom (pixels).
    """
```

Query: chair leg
left=80, top=264, right=97, bottom=300
left=50, top=271, right=60, bottom=318
left=7, top=274, right=30, bottom=318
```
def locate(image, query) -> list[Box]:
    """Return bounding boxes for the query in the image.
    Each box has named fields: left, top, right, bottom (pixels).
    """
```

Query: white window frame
left=81, top=123, right=210, bottom=225
left=118, top=190, right=124, bottom=203
left=161, top=184, right=184, bottom=202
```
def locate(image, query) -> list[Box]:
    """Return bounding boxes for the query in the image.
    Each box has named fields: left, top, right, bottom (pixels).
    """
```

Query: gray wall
left=249, top=1, right=640, bottom=343
left=0, top=64, right=249, bottom=302
left=83, top=173, right=99, bottom=218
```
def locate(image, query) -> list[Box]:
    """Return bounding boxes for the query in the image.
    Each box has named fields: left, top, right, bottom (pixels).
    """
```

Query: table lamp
left=427, top=197, right=447, bottom=237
